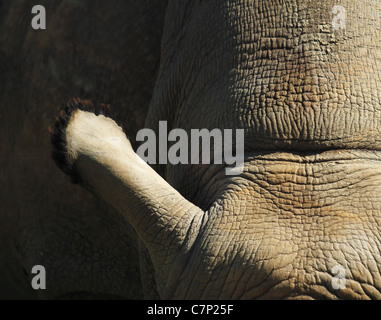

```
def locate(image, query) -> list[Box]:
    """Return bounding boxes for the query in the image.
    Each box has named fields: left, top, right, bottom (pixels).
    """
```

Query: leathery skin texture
left=143, top=0, right=381, bottom=299
left=50, top=0, right=381, bottom=299
left=150, top=0, right=381, bottom=151
left=166, top=151, right=381, bottom=299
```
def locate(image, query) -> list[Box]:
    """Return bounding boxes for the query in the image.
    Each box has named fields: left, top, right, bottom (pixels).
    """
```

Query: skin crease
left=53, top=0, right=381, bottom=299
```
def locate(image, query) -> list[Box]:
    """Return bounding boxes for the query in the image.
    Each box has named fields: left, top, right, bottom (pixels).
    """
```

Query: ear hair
left=49, top=98, right=116, bottom=183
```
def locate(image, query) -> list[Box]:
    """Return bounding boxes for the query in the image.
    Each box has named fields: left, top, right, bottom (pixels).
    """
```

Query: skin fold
left=51, top=0, right=381, bottom=299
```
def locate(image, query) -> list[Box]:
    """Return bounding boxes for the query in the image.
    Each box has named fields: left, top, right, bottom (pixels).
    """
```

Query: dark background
left=0, top=0, right=167, bottom=299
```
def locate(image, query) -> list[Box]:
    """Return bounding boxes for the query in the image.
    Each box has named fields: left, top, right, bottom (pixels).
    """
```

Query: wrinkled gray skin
left=49, top=0, right=381, bottom=299
left=144, top=0, right=381, bottom=299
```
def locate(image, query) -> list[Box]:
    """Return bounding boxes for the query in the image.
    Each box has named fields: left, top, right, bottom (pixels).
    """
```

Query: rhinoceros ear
left=49, top=98, right=118, bottom=183
left=49, top=100, right=205, bottom=280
